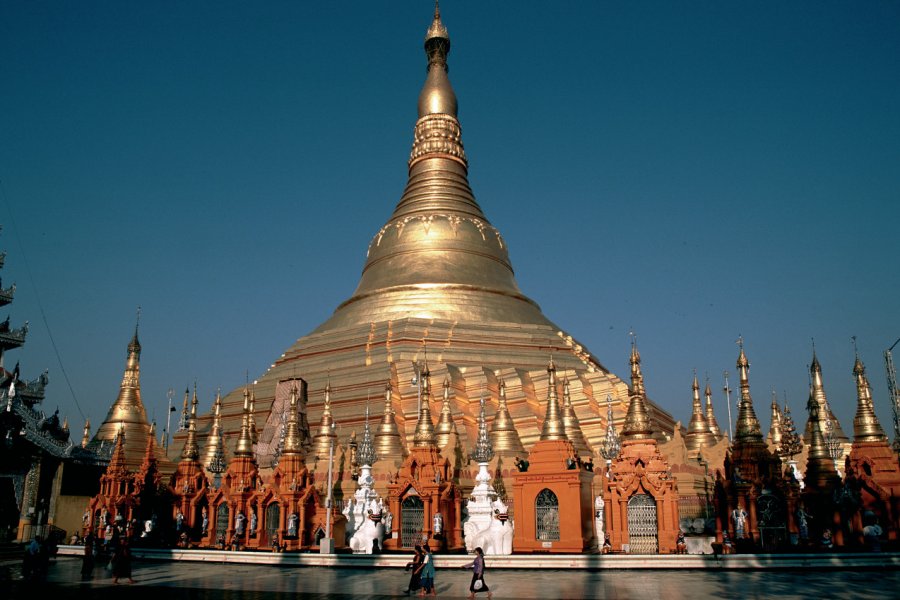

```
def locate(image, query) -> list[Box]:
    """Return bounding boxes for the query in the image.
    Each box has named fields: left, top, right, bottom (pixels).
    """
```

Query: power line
left=0, top=178, right=85, bottom=421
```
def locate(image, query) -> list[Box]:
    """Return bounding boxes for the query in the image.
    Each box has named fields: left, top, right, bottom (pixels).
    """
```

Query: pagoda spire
left=561, top=376, right=591, bottom=455
left=181, top=382, right=200, bottom=461
left=733, top=338, right=764, bottom=443
left=767, top=389, right=784, bottom=449
left=599, top=395, right=621, bottom=466
left=489, top=377, right=525, bottom=455
left=412, top=357, right=437, bottom=447
left=622, top=336, right=653, bottom=441
left=471, top=396, right=494, bottom=464
left=282, top=380, right=305, bottom=457
left=178, top=387, right=189, bottom=431
left=313, top=381, right=338, bottom=459
left=249, top=384, right=259, bottom=445
left=314, top=3, right=551, bottom=332
left=685, top=372, right=716, bottom=454
left=704, top=377, right=723, bottom=440
left=233, top=385, right=254, bottom=458
left=374, top=382, right=405, bottom=460
left=434, top=376, right=459, bottom=449
left=203, top=389, right=224, bottom=468
left=804, top=349, right=848, bottom=444
left=357, top=403, right=377, bottom=468
left=107, top=423, right=129, bottom=476
left=804, top=382, right=841, bottom=490
left=853, top=353, right=887, bottom=443
left=539, top=355, right=567, bottom=441
left=81, top=418, right=91, bottom=448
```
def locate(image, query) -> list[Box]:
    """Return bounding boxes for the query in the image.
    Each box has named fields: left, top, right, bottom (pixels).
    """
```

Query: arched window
left=216, top=503, right=230, bottom=542
left=265, top=503, right=280, bottom=546
left=401, top=494, right=425, bottom=548
left=535, top=488, right=560, bottom=541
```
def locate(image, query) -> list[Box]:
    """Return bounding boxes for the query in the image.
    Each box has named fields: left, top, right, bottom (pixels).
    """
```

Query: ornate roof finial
left=282, top=380, right=304, bottom=457
left=313, top=382, right=338, bottom=458
left=81, top=418, right=91, bottom=448
left=471, top=396, right=494, bottom=463
left=489, top=377, right=525, bottom=455
left=539, top=355, right=567, bottom=441
left=413, top=358, right=437, bottom=447
left=852, top=352, right=887, bottom=443
left=561, top=376, right=591, bottom=455
left=418, top=1, right=458, bottom=120
left=435, top=376, right=459, bottom=449
left=733, top=340, right=764, bottom=443
left=704, top=374, right=722, bottom=440
left=374, top=382, right=405, bottom=459
left=203, top=388, right=225, bottom=469
left=777, top=394, right=803, bottom=461
left=767, top=388, right=784, bottom=448
left=685, top=371, right=716, bottom=453
left=233, top=385, right=254, bottom=457
left=622, top=336, right=653, bottom=440
left=249, top=382, right=259, bottom=445
left=804, top=382, right=840, bottom=490
left=180, top=382, right=200, bottom=461
left=600, top=395, right=621, bottom=462
left=357, top=400, right=377, bottom=467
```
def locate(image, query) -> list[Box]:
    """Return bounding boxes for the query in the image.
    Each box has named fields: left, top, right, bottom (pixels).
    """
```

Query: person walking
left=81, top=527, right=96, bottom=580
left=462, top=546, right=492, bottom=600
left=404, top=544, right=424, bottom=595
left=110, top=527, right=135, bottom=584
left=419, top=543, right=436, bottom=597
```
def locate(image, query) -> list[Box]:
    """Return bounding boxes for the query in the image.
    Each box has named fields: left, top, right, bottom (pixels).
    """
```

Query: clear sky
left=1, top=1, right=898, bottom=444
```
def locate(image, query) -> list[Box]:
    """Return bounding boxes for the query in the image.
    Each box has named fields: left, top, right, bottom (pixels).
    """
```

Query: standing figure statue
left=796, top=505, right=811, bottom=542
left=287, top=513, right=299, bottom=538
left=433, top=513, right=443, bottom=536
left=594, top=495, right=606, bottom=548
left=249, top=510, right=258, bottom=536
left=175, top=510, right=184, bottom=533
left=234, top=510, right=246, bottom=537
left=201, top=507, right=209, bottom=535
left=731, top=506, right=748, bottom=539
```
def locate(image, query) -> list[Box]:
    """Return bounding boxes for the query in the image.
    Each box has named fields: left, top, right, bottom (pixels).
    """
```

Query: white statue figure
left=201, top=507, right=209, bottom=534
left=235, top=510, right=246, bottom=536
left=287, top=512, right=299, bottom=537
left=100, top=508, right=109, bottom=526
left=433, top=512, right=443, bottom=535
left=383, top=509, right=393, bottom=533
left=142, top=518, right=154, bottom=538
left=464, top=497, right=514, bottom=555
left=594, top=495, right=606, bottom=548
left=175, top=510, right=184, bottom=532
left=349, top=501, right=385, bottom=554
left=732, top=506, right=748, bottom=539
left=249, top=510, right=258, bottom=535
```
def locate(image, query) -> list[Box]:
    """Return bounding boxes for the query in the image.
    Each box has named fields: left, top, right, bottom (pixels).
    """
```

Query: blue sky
left=1, top=1, right=898, bottom=443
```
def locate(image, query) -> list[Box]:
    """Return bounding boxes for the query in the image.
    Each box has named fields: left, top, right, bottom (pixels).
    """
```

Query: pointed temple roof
left=804, top=383, right=841, bottom=490
left=312, top=382, right=338, bottom=459
left=622, top=339, right=653, bottom=441
left=374, top=383, right=406, bottom=461
left=176, top=5, right=675, bottom=474
left=180, top=383, right=200, bottom=461
left=89, top=325, right=168, bottom=471
left=852, top=354, right=887, bottom=443
left=233, top=386, right=255, bottom=458
left=733, top=342, right=764, bottom=444
left=539, top=357, right=567, bottom=441
left=471, top=396, right=494, bottom=463
left=685, top=373, right=716, bottom=454
left=803, top=351, right=849, bottom=445
left=704, top=378, right=723, bottom=440
left=489, top=377, right=525, bottom=456
left=412, top=359, right=437, bottom=447
left=434, top=377, right=459, bottom=449
left=281, top=380, right=305, bottom=457
left=357, top=403, right=377, bottom=467
left=561, top=377, right=591, bottom=456
left=202, top=389, right=225, bottom=469
left=767, top=390, right=784, bottom=449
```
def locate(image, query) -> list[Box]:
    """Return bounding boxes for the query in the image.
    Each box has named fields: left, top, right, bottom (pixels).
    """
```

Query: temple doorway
left=757, top=493, right=787, bottom=551
left=535, top=488, right=560, bottom=542
left=627, top=494, right=658, bottom=554
left=265, top=503, right=280, bottom=545
left=400, top=494, right=424, bottom=548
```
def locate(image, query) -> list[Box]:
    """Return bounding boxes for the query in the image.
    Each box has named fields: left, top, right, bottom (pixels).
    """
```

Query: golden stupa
left=172, top=6, right=674, bottom=487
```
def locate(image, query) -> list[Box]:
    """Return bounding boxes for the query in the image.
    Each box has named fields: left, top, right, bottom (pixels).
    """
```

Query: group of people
left=79, top=522, right=135, bottom=584
left=403, top=544, right=493, bottom=599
